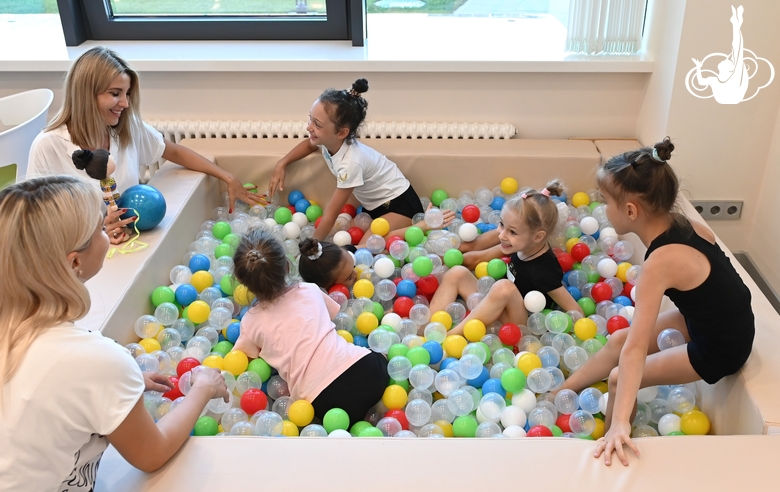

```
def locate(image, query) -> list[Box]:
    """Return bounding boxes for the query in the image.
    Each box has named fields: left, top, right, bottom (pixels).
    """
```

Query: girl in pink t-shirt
left=232, top=228, right=388, bottom=426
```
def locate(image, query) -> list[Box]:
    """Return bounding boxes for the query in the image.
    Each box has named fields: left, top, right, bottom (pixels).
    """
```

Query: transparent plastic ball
left=563, top=346, right=589, bottom=372
left=235, top=371, right=263, bottom=395
left=206, top=392, right=233, bottom=414
left=423, top=322, right=447, bottom=343
left=255, top=411, right=284, bottom=437
left=170, top=265, right=193, bottom=285
left=612, top=240, right=635, bottom=261
left=554, top=389, right=580, bottom=415
left=266, top=375, right=290, bottom=400
left=578, top=387, right=603, bottom=414
left=537, top=346, right=560, bottom=368
left=354, top=212, right=372, bottom=231
left=368, top=329, right=398, bottom=354
left=408, top=364, right=435, bottom=390
left=632, top=425, right=659, bottom=438
left=365, top=234, right=387, bottom=255
left=637, top=386, right=658, bottom=403
left=397, top=319, right=419, bottom=338
left=387, top=356, right=413, bottom=381
left=374, top=279, right=397, bottom=302
left=300, top=424, right=329, bottom=437
left=156, top=328, right=182, bottom=351
left=475, top=276, right=496, bottom=296
left=185, top=336, right=211, bottom=361
left=389, top=240, right=410, bottom=261
left=479, top=393, right=507, bottom=421
left=526, top=368, right=553, bottom=394
left=424, top=208, right=445, bottom=229
left=220, top=408, right=248, bottom=433
left=354, top=248, right=374, bottom=268
left=153, top=303, right=180, bottom=327
left=166, top=346, right=186, bottom=366
left=409, top=304, right=431, bottom=326
left=667, top=386, right=696, bottom=414
left=648, top=398, right=672, bottom=423
left=657, top=328, right=686, bottom=351
left=552, top=333, right=576, bottom=354
left=445, top=302, right=467, bottom=325
left=135, top=315, right=162, bottom=339
left=476, top=421, right=502, bottom=438
left=456, top=354, right=484, bottom=380
left=544, top=310, right=569, bottom=334
left=492, top=348, right=515, bottom=366
left=475, top=187, right=494, bottom=207
left=434, top=368, right=461, bottom=397
left=547, top=367, right=566, bottom=391
left=569, top=410, right=596, bottom=437
left=527, top=406, right=555, bottom=430
left=633, top=402, right=651, bottom=427
left=271, top=396, right=292, bottom=420
left=447, top=388, right=475, bottom=416
left=430, top=399, right=456, bottom=423
left=135, top=353, right=160, bottom=373
left=418, top=423, right=445, bottom=438
left=375, top=417, right=403, bottom=437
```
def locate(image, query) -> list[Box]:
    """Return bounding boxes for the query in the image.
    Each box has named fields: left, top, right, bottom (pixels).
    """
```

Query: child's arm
left=463, top=244, right=504, bottom=270
left=548, top=286, right=584, bottom=316
left=268, top=139, right=319, bottom=198
left=459, top=228, right=500, bottom=253
left=314, top=187, right=355, bottom=241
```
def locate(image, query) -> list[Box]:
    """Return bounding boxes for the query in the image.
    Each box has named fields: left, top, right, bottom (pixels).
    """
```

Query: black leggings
left=365, top=184, right=425, bottom=220
left=312, top=351, right=389, bottom=427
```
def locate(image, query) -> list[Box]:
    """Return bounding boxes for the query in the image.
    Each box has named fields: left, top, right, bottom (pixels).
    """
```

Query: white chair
left=0, top=89, right=54, bottom=188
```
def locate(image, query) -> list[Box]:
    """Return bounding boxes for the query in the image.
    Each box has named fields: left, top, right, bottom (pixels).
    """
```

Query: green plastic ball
left=587, top=271, right=601, bottom=283
left=358, top=426, right=384, bottom=437
left=214, top=243, right=234, bottom=259
left=212, top=221, right=231, bottom=240
left=274, top=207, right=293, bottom=225
left=588, top=201, right=602, bottom=212
left=452, top=415, right=478, bottom=437
left=193, top=416, right=219, bottom=436
left=323, top=408, right=350, bottom=433
left=487, top=258, right=508, bottom=279
left=443, top=249, right=464, bottom=268
left=247, top=358, right=272, bottom=382
left=388, top=343, right=409, bottom=359
left=151, top=286, right=175, bottom=307
left=667, top=431, right=686, bottom=436
left=406, top=346, right=432, bottom=366
left=500, top=367, right=526, bottom=393
left=475, top=342, right=492, bottom=363
left=552, top=425, right=563, bottom=437
left=306, top=204, right=323, bottom=222
left=243, top=183, right=258, bottom=193
left=389, top=378, right=409, bottom=391
left=220, top=274, right=236, bottom=296
left=212, top=340, right=234, bottom=357
left=412, top=256, right=434, bottom=277
left=350, top=421, right=372, bottom=436
left=595, top=334, right=608, bottom=346
left=372, top=302, right=385, bottom=321
left=577, top=297, right=597, bottom=317
left=405, top=226, right=425, bottom=247
left=431, top=189, right=448, bottom=207
left=222, top=233, right=240, bottom=248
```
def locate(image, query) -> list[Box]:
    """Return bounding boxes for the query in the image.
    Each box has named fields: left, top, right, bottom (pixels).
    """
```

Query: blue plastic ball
left=613, top=295, right=633, bottom=307
left=226, top=321, right=241, bottom=344
left=396, top=279, right=417, bottom=298
left=439, top=357, right=458, bottom=371
left=357, top=206, right=363, bottom=214
left=477, top=223, right=497, bottom=233
left=422, top=341, right=443, bottom=364
left=287, top=190, right=304, bottom=207
left=467, top=366, right=490, bottom=388
left=175, top=284, right=198, bottom=306
left=353, top=335, right=369, bottom=348
left=238, top=306, right=249, bottom=320
left=591, top=230, right=600, bottom=240
left=117, top=184, right=167, bottom=231
left=294, top=198, right=311, bottom=214
left=490, top=196, right=506, bottom=211
left=188, top=254, right=211, bottom=273
left=562, top=271, right=573, bottom=286
left=481, top=378, right=507, bottom=397
left=566, top=286, right=582, bottom=301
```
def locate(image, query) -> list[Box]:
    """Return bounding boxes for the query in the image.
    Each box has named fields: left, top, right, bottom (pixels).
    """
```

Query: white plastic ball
left=658, top=413, right=682, bottom=436
left=523, top=290, right=547, bottom=314
left=637, top=386, right=658, bottom=403
left=579, top=216, right=599, bottom=236
left=333, top=230, right=352, bottom=247
left=500, top=405, right=527, bottom=428
left=511, top=389, right=537, bottom=415
left=372, top=257, right=395, bottom=279
left=381, top=313, right=402, bottom=331
left=502, top=425, right=527, bottom=438
left=264, top=218, right=277, bottom=228
left=458, top=223, right=479, bottom=242
left=328, top=429, right=352, bottom=438
left=597, top=258, right=618, bottom=278
left=290, top=212, right=308, bottom=228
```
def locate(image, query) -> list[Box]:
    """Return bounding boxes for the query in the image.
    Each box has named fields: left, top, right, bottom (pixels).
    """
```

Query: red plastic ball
left=392, top=277, right=403, bottom=286
left=287, top=205, right=296, bottom=214
left=621, top=283, right=634, bottom=300
left=348, top=227, right=364, bottom=244
left=591, top=282, right=614, bottom=303
left=176, top=357, right=201, bottom=377
left=556, top=413, right=572, bottom=433
left=461, top=204, right=481, bottom=223
left=240, top=388, right=268, bottom=415
left=557, top=253, right=575, bottom=272
left=314, top=217, right=322, bottom=228
left=552, top=247, right=564, bottom=256
left=416, top=275, right=439, bottom=296
left=501, top=256, right=511, bottom=264
left=498, top=323, right=522, bottom=346
left=163, top=376, right=183, bottom=401
left=393, top=297, right=414, bottom=318
left=385, top=235, right=403, bottom=248
left=341, top=204, right=358, bottom=218
left=570, top=243, right=591, bottom=263
left=329, top=284, right=350, bottom=298
left=607, top=315, right=630, bottom=335
left=385, top=409, right=409, bottom=430
left=527, top=425, right=553, bottom=437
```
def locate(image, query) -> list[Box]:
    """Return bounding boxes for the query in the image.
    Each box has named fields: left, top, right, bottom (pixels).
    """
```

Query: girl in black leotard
left=559, top=137, right=754, bottom=467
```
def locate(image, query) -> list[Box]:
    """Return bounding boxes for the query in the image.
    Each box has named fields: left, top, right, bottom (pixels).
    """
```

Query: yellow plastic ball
left=442, top=335, right=468, bottom=359
left=591, top=381, right=608, bottom=394
left=202, top=354, right=225, bottom=370
left=565, top=237, right=580, bottom=253
left=382, top=385, right=408, bottom=410
left=138, top=337, right=161, bottom=353
left=572, top=191, right=591, bottom=208
left=288, top=400, right=315, bottom=427
left=435, top=420, right=454, bottom=437
left=591, top=418, right=605, bottom=439
left=500, top=177, right=519, bottom=195
left=282, top=420, right=299, bottom=436
left=337, top=330, right=354, bottom=343
left=187, top=300, right=211, bottom=324
left=680, top=410, right=711, bottom=435
left=370, top=217, right=391, bottom=237
left=463, top=319, right=486, bottom=342
left=517, top=352, right=542, bottom=376
left=356, top=312, right=379, bottom=335
left=431, top=311, right=453, bottom=330
left=616, top=262, right=632, bottom=283
left=353, top=279, right=375, bottom=299
left=218, top=424, right=225, bottom=433
left=222, top=350, right=249, bottom=376
left=474, top=262, right=489, bottom=279
left=190, top=270, right=214, bottom=293
left=574, top=318, right=598, bottom=340
left=233, top=284, right=255, bottom=306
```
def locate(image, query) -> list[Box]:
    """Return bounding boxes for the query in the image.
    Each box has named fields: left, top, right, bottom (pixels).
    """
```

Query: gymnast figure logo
left=685, top=5, right=774, bottom=104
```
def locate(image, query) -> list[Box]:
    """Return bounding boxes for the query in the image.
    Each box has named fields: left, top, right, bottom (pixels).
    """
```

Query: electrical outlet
left=690, top=200, right=742, bottom=220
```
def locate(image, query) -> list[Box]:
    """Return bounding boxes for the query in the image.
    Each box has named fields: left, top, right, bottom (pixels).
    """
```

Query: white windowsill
left=0, top=14, right=653, bottom=73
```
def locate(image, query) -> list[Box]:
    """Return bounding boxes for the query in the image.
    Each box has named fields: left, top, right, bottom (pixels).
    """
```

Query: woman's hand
left=268, top=161, right=286, bottom=199
left=190, top=366, right=229, bottom=402
left=104, top=207, right=135, bottom=244
left=226, top=177, right=267, bottom=214
left=594, top=420, right=640, bottom=466
left=143, top=372, right=174, bottom=393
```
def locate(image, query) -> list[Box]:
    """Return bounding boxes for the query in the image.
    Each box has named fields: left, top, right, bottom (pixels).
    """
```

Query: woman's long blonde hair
left=46, top=46, right=141, bottom=149
left=0, top=176, right=103, bottom=389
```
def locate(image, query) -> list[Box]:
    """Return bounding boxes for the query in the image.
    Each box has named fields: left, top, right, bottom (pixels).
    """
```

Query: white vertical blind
left=566, top=0, right=647, bottom=54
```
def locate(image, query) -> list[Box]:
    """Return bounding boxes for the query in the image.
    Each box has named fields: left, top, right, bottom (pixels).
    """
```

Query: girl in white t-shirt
left=0, top=175, right=229, bottom=492
left=232, top=227, right=388, bottom=426
left=28, top=46, right=265, bottom=245
left=269, top=78, right=452, bottom=244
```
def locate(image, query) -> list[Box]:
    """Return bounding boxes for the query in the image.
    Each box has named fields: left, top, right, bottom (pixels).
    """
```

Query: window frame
left=56, top=0, right=366, bottom=46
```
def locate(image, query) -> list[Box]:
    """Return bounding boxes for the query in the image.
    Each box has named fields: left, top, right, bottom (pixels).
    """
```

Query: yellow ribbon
left=107, top=207, right=150, bottom=259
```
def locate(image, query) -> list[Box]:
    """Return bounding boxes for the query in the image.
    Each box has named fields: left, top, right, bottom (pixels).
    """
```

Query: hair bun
left=299, top=238, right=320, bottom=258
left=71, top=149, right=110, bottom=180
left=352, top=78, right=369, bottom=94
left=544, top=179, right=565, bottom=197
left=654, top=137, right=674, bottom=162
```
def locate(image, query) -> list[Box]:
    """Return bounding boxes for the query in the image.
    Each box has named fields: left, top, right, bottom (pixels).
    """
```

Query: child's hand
left=143, top=372, right=174, bottom=393
left=441, top=209, right=456, bottom=229
left=594, top=420, right=639, bottom=466
left=268, top=161, right=286, bottom=198
left=226, top=177, right=267, bottom=214
left=190, top=366, right=230, bottom=402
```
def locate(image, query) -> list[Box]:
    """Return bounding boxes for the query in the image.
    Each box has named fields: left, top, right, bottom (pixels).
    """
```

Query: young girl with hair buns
left=430, top=179, right=582, bottom=335
left=0, top=176, right=228, bottom=491
left=232, top=228, right=388, bottom=426
left=269, top=78, right=451, bottom=243
left=557, top=138, right=754, bottom=466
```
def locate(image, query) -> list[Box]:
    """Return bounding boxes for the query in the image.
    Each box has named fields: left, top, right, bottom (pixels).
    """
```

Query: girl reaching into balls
left=558, top=138, right=754, bottom=466
left=268, top=78, right=452, bottom=244
left=232, top=228, right=388, bottom=426
left=28, top=47, right=264, bottom=245
left=429, top=179, right=582, bottom=335
left=0, top=175, right=229, bottom=491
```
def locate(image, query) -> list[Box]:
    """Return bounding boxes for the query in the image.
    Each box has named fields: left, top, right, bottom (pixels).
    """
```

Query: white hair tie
left=651, top=148, right=666, bottom=163
left=308, top=242, right=323, bottom=261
